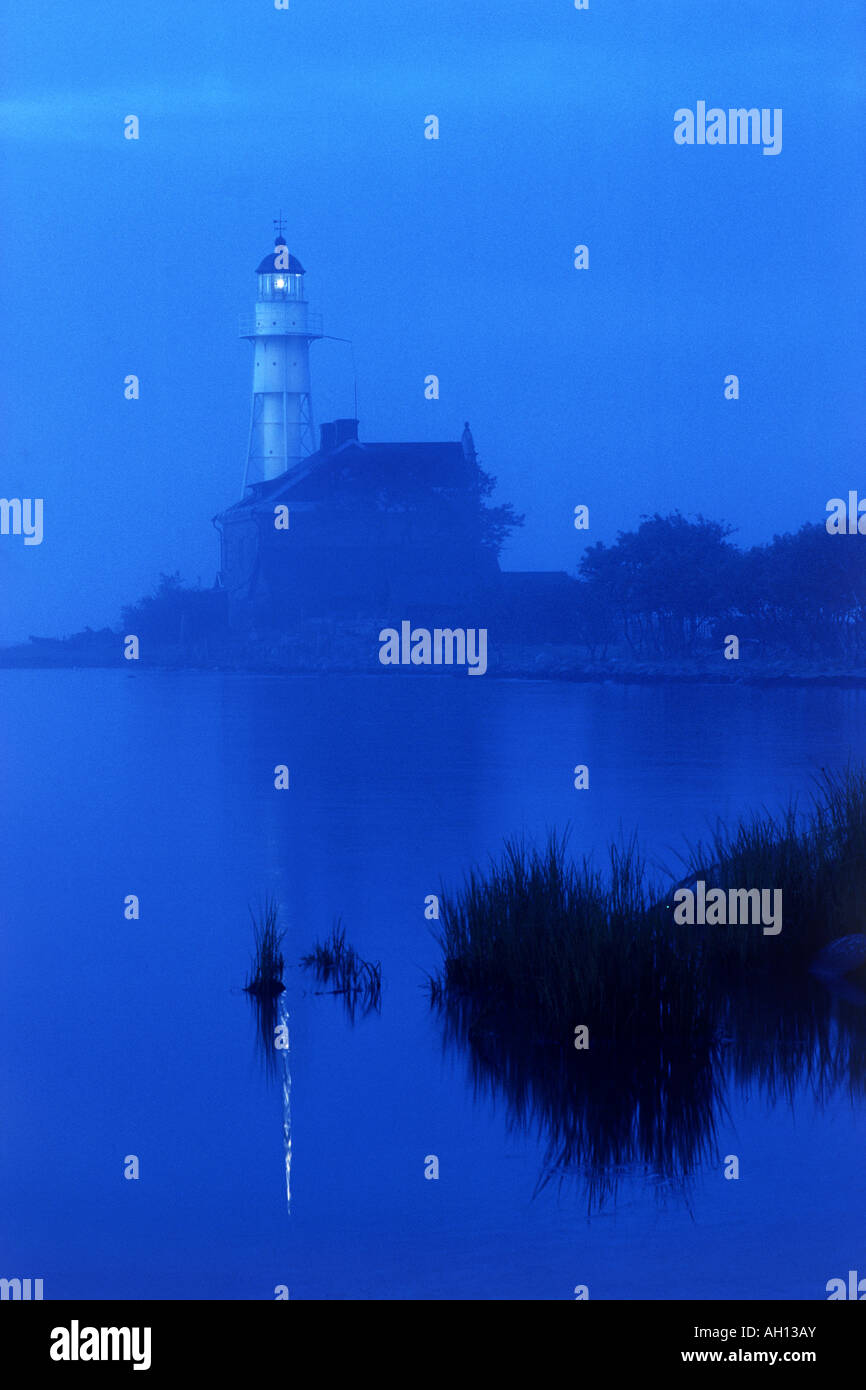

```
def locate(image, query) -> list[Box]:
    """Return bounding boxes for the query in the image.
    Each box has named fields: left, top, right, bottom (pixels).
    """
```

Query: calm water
left=2, top=670, right=865, bottom=1300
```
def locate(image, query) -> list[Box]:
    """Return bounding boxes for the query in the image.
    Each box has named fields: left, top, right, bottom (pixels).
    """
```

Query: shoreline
left=2, top=639, right=866, bottom=687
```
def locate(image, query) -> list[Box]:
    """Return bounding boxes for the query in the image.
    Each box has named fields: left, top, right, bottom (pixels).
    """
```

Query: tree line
left=574, top=513, right=865, bottom=659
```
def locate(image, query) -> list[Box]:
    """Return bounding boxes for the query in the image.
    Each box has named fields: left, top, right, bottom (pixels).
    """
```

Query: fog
left=0, top=0, right=863, bottom=641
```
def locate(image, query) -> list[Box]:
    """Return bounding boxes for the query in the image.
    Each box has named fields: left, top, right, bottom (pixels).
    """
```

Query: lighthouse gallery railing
left=238, top=313, right=323, bottom=339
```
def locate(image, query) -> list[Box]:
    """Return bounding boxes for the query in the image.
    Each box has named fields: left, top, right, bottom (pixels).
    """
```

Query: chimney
left=461, top=421, right=476, bottom=463
left=319, top=421, right=337, bottom=452
left=334, top=418, right=360, bottom=446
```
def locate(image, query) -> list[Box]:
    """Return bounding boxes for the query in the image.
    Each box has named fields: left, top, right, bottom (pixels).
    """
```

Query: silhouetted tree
left=734, top=523, right=866, bottom=657
left=477, top=466, right=524, bottom=560
left=573, top=514, right=866, bottom=661
left=121, top=573, right=227, bottom=645
left=578, top=513, right=741, bottom=655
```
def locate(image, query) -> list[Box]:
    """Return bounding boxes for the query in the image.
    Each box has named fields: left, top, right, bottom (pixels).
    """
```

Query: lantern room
left=256, top=237, right=306, bottom=301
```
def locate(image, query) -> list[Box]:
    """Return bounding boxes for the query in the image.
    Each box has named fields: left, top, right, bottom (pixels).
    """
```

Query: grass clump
left=674, top=766, right=866, bottom=980
left=300, top=919, right=382, bottom=1009
left=432, top=829, right=712, bottom=1050
left=431, top=767, right=866, bottom=1040
left=428, top=768, right=866, bottom=1206
left=244, top=898, right=286, bottom=997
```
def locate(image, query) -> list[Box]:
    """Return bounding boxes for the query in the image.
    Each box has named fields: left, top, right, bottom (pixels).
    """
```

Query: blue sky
left=0, top=0, right=864, bottom=640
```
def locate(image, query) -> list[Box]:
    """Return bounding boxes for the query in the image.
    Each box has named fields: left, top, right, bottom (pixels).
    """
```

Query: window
left=258, top=273, right=304, bottom=302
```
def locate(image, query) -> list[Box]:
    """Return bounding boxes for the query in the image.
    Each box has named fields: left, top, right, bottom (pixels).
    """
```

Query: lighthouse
left=239, top=227, right=323, bottom=492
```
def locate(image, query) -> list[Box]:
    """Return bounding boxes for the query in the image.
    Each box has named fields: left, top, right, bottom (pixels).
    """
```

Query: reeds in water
left=432, top=767, right=866, bottom=1031
left=428, top=767, right=866, bottom=1207
left=431, top=829, right=712, bottom=1049
left=244, top=898, right=286, bottom=997
left=673, top=765, right=866, bottom=979
left=300, top=919, right=382, bottom=1011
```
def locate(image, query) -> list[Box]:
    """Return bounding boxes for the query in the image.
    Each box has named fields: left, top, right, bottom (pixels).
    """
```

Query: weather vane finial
left=273, top=211, right=287, bottom=242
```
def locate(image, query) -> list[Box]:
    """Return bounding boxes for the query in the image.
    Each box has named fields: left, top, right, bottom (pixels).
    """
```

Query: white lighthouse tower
left=239, top=225, right=323, bottom=493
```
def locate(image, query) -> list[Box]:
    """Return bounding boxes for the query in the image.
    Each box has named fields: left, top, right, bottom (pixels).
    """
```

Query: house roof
left=256, top=241, right=305, bottom=275
left=216, top=439, right=476, bottom=522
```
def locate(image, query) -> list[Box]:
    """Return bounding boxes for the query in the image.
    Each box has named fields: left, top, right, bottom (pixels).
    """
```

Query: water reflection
left=245, top=988, right=292, bottom=1212
left=299, top=927, right=382, bottom=1023
left=433, top=973, right=866, bottom=1211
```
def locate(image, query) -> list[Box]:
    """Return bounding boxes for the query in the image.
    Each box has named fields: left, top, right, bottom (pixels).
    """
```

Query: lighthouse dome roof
left=257, top=240, right=305, bottom=275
